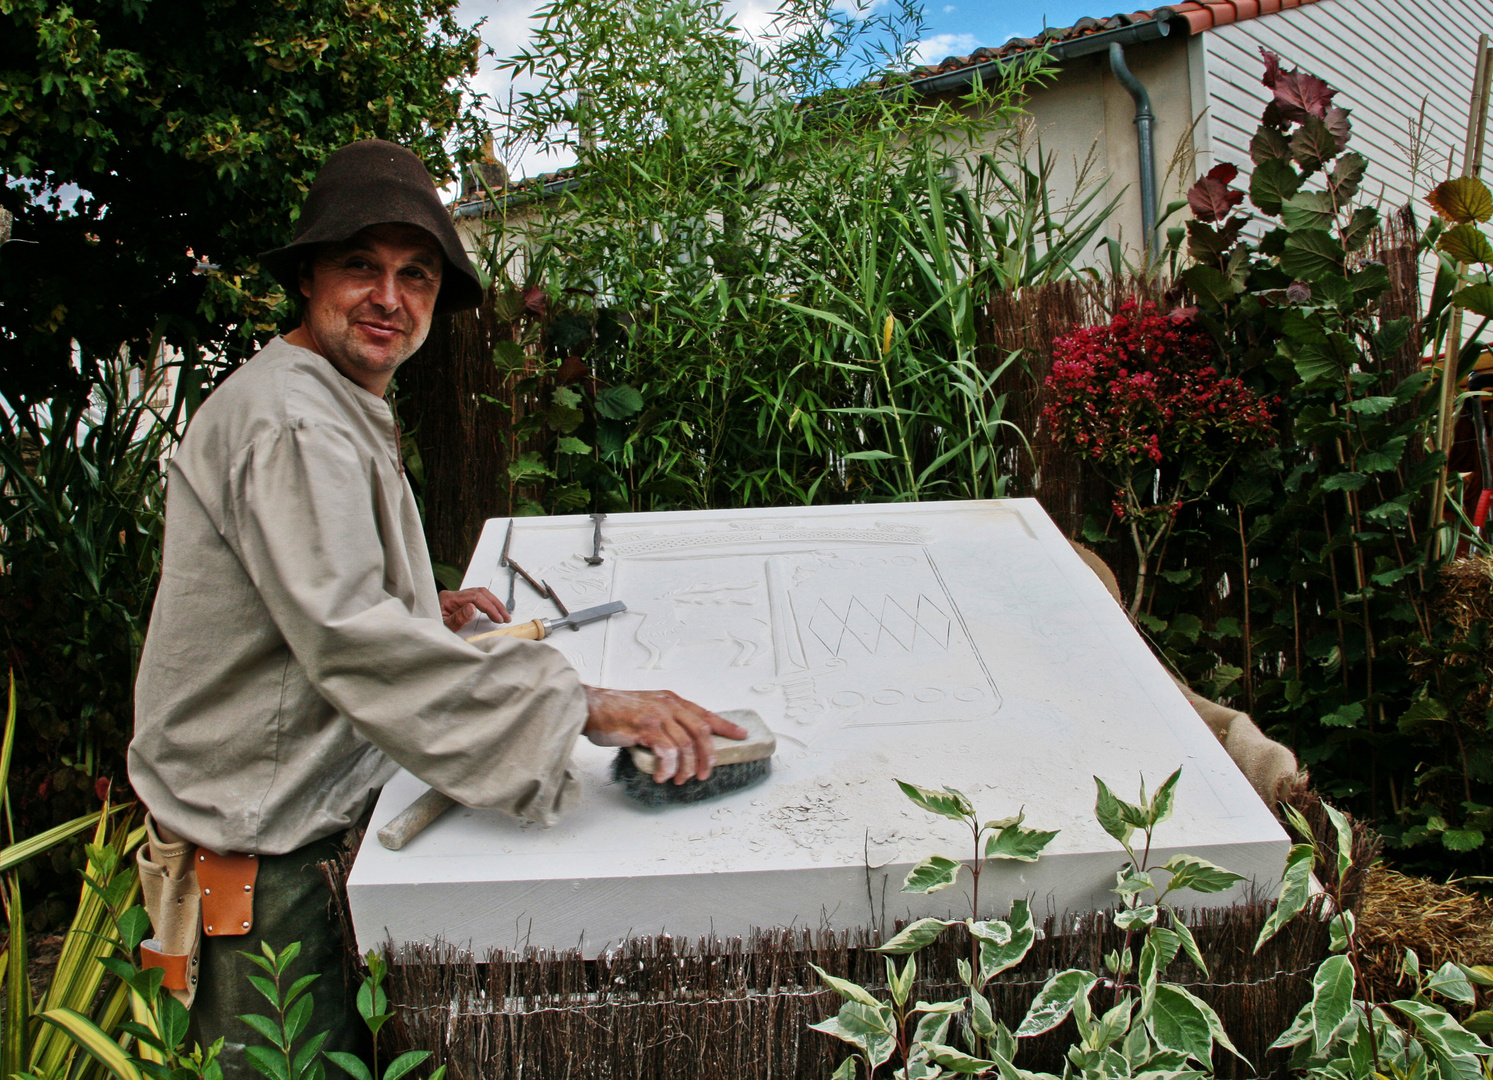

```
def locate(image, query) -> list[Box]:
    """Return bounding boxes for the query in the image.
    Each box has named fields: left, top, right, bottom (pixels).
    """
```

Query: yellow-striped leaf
left=37, top=1008, right=144, bottom=1080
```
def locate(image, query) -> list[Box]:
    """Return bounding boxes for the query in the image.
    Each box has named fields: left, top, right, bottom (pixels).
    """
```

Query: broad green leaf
left=1180, top=265, right=1239, bottom=311
left=896, top=780, right=974, bottom=821
left=1250, top=158, right=1302, bottom=213
left=902, top=855, right=963, bottom=894
left=1428, top=176, right=1493, bottom=223
left=1345, top=395, right=1397, bottom=415
left=1281, top=229, right=1345, bottom=280
left=809, top=964, right=883, bottom=1008
left=1451, top=283, right=1493, bottom=318
left=1309, top=954, right=1355, bottom=1054
left=383, top=1050, right=433, bottom=1080
left=1290, top=116, right=1340, bottom=172
left=1162, top=854, right=1245, bottom=896
left=1281, top=191, right=1336, bottom=231
left=1147, top=985, right=1212, bottom=1065
left=978, top=900, right=1037, bottom=983
left=323, top=1052, right=374, bottom=1080
left=1015, top=970, right=1097, bottom=1037
left=594, top=384, right=644, bottom=419
left=829, top=1058, right=858, bottom=1080
left=1270, top=1000, right=1315, bottom=1050
left=237, top=1011, right=288, bottom=1050
left=36, top=1009, right=144, bottom=1080
left=554, top=436, right=591, bottom=455
left=1438, top=223, right=1493, bottom=264
left=1343, top=205, right=1380, bottom=250
left=1464, top=1010, right=1493, bottom=1037
left=1255, top=843, right=1316, bottom=951
left=1170, top=983, right=1247, bottom=1064
left=877, top=918, right=954, bottom=954
left=985, top=824, right=1059, bottom=862
left=1321, top=472, right=1368, bottom=492
left=1329, top=152, right=1368, bottom=200
left=1114, top=905, right=1158, bottom=931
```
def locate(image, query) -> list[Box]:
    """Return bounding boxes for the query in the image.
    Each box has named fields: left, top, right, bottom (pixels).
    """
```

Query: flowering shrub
left=1041, top=301, right=1275, bottom=615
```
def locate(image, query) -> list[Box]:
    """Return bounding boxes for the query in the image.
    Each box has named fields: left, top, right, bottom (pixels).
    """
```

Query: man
left=128, top=140, right=744, bottom=1075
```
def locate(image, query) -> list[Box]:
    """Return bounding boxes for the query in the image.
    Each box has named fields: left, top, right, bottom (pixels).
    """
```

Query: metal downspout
left=1107, top=41, right=1158, bottom=253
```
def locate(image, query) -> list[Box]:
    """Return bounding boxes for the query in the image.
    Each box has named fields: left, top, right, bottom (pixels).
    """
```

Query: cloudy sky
left=456, top=0, right=1101, bottom=178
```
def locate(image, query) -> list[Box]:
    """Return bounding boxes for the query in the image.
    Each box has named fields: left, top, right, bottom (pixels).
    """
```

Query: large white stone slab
left=349, top=500, right=1288, bottom=957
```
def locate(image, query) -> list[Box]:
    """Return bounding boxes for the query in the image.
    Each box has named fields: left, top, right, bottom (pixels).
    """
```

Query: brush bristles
left=611, top=750, right=771, bottom=806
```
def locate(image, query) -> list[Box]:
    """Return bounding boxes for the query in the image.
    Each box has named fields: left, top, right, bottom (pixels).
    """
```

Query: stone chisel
left=377, top=600, right=628, bottom=851
left=462, top=599, right=626, bottom=643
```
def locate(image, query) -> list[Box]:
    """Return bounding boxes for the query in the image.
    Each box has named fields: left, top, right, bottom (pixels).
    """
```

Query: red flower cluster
left=1041, top=301, right=1275, bottom=475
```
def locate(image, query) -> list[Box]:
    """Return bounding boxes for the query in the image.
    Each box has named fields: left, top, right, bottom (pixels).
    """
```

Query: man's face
left=296, top=223, right=444, bottom=394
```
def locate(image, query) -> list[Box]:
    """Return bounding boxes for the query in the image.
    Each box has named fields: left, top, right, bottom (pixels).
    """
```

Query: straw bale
left=1356, top=865, right=1493, bottom=1001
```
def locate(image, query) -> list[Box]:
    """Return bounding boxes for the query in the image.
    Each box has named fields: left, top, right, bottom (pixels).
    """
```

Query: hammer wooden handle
left=377, top=788, right=457, bottom=850
left=465, top=618, right=547, bottom=643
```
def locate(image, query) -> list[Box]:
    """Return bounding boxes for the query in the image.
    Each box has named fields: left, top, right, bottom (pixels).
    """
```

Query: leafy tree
left=0, top=0, right=489, bottom=403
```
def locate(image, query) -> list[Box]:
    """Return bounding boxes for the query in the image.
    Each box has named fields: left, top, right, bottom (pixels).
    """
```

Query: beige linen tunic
left=129, top=337, right=588, bottom=855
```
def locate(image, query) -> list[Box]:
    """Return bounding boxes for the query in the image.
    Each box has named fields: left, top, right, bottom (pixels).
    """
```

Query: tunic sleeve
left=222, top=418, right=588, bottom=824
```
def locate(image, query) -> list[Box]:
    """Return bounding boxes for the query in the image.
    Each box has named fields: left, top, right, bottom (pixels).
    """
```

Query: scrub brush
left=612, top=708, right=775, bottom=806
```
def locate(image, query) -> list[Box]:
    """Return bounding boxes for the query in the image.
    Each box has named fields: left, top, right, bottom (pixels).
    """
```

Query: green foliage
left=811, top=772, right=1493, bottom=1080
left=0, top=0, right=489, bottom=402
left=0, top=359, right=174, bottom=926
left=1090, top=50, right=1492, bottom=880
left=467, top=0, right=1115, bottom=514
left=325, top=951, right=444, bottom=1080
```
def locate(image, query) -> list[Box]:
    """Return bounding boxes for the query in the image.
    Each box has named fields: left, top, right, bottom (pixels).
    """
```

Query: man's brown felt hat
left=259, top=140, right=484, bottom=314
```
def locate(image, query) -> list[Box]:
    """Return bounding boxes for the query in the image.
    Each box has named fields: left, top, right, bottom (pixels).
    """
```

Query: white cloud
left=942, top=4, right=956, bottom=11
left=909, top=32, right=980, bottom=66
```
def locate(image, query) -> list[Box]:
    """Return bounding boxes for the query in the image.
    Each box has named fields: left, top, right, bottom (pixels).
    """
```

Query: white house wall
left=1200, top=0, right=1493, bottom=213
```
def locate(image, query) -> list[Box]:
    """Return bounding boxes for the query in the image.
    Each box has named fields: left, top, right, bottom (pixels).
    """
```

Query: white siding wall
left=1201, top=0, right=1493, bottom=212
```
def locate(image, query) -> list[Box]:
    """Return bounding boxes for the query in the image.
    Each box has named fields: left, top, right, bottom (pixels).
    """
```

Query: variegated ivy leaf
left=902, top=855, right=963, bottom=895
left=1328, top=910, right=1356, bottom=954
left=978, top=900, right=1037, bottom=985
left=1114, top=905, right=1159, bottom=931
left=1149, top=769, right=1182, bottom=828
left=1322, top=801, right=1354, bottom=881
left=1164, top=912, right=1209, bottom=979
left=896, top=780, right=974, bottom=821
left=837, top=1000, right=895, bottom=1037
left=1015, top=970, right=1098, bottom=1037
left=968, top=918, right=1012, bottom=947
left=877, top=917, right=954, bottom=954
left=1426, top=961, right=1478, bottom=1005
left=926, top=1043, right=998, bottom=1074
left=1147, top=985, right=1213, bottom=1065
left=1254, top=843, right=1316, bottom=951
left=1269, top=1000, right=1314, bottom=1050
left=913, top=999, right=967, bottom=1015
left=969, top=991, right=998, bottom=1039
left=1389, top=999, right=1491, bottom=1060
left=985, top=823, right=1060, bottom=863
left=809, top=963, right=882, bottom=1008
left=1114, top=869, right=1154, bottom=896
left=1161, top=854, right=1245, bottom=896
left=982, top=810, right=1025, bottom=831
left=829, top=1057, right=857, bottom=1080
left=1308, top=954, right=1355, bottom=1055
left=885, top=955, right=915, bottom=1007
left=1094, top=777, right=1139, bottom=848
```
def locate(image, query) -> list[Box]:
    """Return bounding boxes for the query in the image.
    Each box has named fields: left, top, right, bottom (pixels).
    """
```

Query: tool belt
left=136, top=815, right=260, bottom=1008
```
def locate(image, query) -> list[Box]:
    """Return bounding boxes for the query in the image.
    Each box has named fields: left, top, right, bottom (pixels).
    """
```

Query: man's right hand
left=581, top=687, right=748, bottom=785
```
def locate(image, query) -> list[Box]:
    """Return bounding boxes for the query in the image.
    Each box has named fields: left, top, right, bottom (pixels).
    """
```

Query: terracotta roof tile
left=902, top=0, right=1325, bottom=79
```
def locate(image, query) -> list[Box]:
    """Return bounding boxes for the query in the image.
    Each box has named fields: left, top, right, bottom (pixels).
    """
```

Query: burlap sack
left=1068, top=542, right=1303, bottom=810
left=136, top=815, right=202, bottom=1007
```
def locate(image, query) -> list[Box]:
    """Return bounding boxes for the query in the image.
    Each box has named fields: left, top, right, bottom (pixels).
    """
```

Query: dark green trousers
left=185, top=832, right=371, bottom=1079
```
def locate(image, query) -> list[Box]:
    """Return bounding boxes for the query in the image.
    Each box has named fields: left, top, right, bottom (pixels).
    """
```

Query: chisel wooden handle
left=465, top=618, right=548, bottom=643
left=377, top=788, right=457, bottom=850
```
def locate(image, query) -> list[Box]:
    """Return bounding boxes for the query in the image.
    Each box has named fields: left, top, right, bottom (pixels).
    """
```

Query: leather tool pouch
left=197, top=849, right=259, bottom=938
left=136, top=815, right=202, bottom=1008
